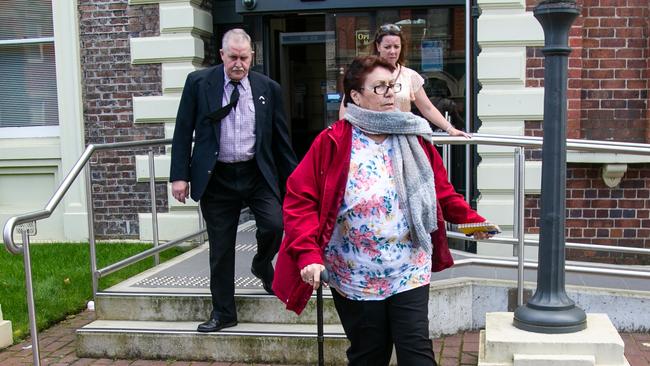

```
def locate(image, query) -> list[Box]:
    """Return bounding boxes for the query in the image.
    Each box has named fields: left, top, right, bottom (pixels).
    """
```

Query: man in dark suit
left=169, top=28, right=297, bottom=332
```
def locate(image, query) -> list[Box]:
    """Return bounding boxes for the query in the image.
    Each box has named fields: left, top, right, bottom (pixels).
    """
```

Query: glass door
left=325, top=8, right=467, bottom=127
left=325, top=8, right=468, bottom=193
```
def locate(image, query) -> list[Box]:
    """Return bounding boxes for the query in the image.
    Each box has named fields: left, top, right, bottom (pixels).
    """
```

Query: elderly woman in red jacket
left=273, top=56, right=494, bottom=366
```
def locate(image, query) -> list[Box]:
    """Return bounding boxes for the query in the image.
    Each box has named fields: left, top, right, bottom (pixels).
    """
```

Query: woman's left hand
left=472, top=231, right=494, bottom=240
left=447, top=126, right=471, bottom=139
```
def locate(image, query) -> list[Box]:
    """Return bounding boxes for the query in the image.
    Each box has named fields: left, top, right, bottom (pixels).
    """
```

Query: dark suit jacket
left=169, top=64, right=297, bottom=202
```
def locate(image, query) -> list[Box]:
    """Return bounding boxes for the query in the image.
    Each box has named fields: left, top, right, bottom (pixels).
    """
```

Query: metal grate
left=134, top=275, right=264, bottom=288
left=240, top=224, right=256, bottom=233
left=235, top=276, right=263, bottom=288
left=134, top=275, right=209, bottom=287
left=234, top=243, right=256, bottom=252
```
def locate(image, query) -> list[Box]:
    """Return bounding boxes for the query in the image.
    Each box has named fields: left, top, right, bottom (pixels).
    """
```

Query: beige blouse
left=393, top=65, right=425, bottom=112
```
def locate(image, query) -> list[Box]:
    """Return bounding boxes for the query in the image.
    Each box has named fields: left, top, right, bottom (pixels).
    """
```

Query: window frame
left=0, top=11, right=58, bottom=136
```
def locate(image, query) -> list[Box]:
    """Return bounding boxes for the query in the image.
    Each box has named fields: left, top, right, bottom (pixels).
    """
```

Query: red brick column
left=79, top=1, right=164, bottom=238
left=523, top=0, right=650, bottom=264
left=580, top=0, right=648, bottom=143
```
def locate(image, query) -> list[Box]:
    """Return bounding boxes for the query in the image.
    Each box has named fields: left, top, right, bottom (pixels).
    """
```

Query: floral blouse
left=324, top=127, right=431, bottom=300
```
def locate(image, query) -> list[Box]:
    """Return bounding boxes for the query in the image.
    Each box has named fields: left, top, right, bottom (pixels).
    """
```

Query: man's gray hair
left=222, top=28, right=252, bottom=51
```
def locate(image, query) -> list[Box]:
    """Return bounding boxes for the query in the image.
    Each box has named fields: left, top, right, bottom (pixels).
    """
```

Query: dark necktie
left=207, top=80, right=240, bottom=122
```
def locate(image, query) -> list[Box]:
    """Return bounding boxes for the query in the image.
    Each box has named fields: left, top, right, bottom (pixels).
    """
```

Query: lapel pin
left=259, top=96, right=266, bottom=104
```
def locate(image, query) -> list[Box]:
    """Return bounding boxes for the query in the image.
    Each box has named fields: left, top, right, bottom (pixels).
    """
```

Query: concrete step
left=77, top=320, right=349, bottom=364
left=94, top=291, right=340, bottom=324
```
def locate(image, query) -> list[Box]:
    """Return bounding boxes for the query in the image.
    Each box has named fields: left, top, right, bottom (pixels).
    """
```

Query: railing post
left=148, top=150, right=160, bottom=266
left=441, top=145, right=451, bottom=180
left=442, top=111, right=452, bottom=182
left=514, top=147, right=526, bottom=306
left=21, top=232, right=41, bottom=366
left=85, top=163, right=98, bottom=296
left=513, top=0, right=585, bottom=333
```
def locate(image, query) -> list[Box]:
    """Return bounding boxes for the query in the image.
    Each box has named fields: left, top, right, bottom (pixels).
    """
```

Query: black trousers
left=200, top=160, right=283, bottom=321
left=331, top=285, right=437, bottom=366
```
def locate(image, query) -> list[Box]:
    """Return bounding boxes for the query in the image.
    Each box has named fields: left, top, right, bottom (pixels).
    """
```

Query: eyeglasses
left=379, top=24, right=401, bottom=33
left=361, top=83, right=402, bottom=95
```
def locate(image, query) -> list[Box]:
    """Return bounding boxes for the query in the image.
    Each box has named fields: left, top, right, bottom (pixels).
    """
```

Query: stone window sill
left=567, top=151, right=650, bottom=188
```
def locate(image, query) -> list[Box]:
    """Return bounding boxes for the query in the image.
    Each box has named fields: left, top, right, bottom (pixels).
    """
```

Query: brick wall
left=527, top=0, right=649, bottom=142
left=524, top=165, right=650, bottom=265
left=79, top=1, right=165, bottom=238
left=581, top=1, right=648, bottom=142
left=524, top=0, right=650, bottom=264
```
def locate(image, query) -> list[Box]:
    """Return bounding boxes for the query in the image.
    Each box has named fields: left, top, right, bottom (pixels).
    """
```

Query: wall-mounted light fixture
left=242, top=0, right=257, bottom=10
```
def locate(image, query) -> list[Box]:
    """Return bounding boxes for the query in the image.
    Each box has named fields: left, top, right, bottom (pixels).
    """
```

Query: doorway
left=268, top=15, right=328, bottom=159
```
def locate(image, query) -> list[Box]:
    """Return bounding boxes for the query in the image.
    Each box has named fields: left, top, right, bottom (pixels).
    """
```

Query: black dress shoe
left=251, top=265, right=275, bottom=295
left=197, top=317, right=238, bottom=333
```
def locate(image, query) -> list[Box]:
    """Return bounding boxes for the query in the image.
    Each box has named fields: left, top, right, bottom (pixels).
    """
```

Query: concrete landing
left=106, top=221, right=282, bottom=295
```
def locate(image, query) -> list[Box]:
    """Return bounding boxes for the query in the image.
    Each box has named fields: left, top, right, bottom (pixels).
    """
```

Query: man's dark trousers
left=200, top=159, right=282, bottom=321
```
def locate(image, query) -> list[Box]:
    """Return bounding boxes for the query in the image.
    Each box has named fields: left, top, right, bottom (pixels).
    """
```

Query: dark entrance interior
left=268, top=15, right=326, bottom=159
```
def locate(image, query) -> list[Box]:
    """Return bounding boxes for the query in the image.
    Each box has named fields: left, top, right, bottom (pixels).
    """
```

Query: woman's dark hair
left=373, top=23, right=406, bottom=66
left=343, top=56, right=396, bottom=107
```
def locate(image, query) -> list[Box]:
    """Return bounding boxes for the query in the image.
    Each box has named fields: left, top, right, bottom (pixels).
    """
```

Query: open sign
left=355, top=30, right=371, bottom=56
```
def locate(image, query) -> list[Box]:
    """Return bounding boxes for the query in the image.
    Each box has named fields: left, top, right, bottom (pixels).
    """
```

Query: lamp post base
left=480, top=313, right=628, bottom=366
left=514, top=303, right=587, bottom=333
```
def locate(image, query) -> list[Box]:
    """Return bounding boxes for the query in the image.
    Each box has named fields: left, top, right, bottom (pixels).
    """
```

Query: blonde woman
left=340, top=23, right=470, bottom=138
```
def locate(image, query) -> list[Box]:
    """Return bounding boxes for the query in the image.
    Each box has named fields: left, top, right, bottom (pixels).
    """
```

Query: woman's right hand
left=300, top=263, right=326, bottom=289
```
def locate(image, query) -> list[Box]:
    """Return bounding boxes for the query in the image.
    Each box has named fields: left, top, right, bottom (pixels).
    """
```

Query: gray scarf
left=344, top=103, right=438, bottom=255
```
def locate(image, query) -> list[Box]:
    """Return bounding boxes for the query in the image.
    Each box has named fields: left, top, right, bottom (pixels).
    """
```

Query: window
left=0, top=0, right=59, bottom=128
left=325, top=8, right=467, bottom=124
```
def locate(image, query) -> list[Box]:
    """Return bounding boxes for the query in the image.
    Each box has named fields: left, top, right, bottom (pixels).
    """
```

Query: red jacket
left=272, top=120, right=485, bottom=314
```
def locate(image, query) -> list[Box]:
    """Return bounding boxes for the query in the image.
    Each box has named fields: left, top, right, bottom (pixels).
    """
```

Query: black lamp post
left=513, top=0, right=586, bottom=333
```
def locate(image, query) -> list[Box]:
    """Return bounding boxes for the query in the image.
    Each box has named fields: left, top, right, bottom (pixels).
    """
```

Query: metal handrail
left=6, top=133, right=650, bottom=256
left=2, top=133, right=650, bottom=366
left=98, top=229, right=205, bottom=278
left=448, top=231, right=650, bottom=256
left=1, top=137, right=193, bottom=366
left=431, top=133, right=650, bottom=156
left=452, top=257, right=650, bottom=279
left=3, top=138, right=172, bottom=254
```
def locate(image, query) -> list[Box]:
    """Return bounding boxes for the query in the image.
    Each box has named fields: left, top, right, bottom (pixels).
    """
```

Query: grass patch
left=0, top=242, right=185, bottom=342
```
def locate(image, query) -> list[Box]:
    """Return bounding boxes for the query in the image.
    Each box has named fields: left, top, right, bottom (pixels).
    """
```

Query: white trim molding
left=160, top=2, right=212, bottom=36
left=162, top=62, right=200, bottom=93
left=127, top=0, right=213, bottom=241
left=568, top=152, right=650, bottom=188
left=53, top=0, right=89, bottom=241
left=476, top=0, right=544, bottom=256
left=0, top=304, right=12, bottom=349
left=133, top=94, right=182, bottom=124
left=129, top=0, right=203, bottom=5
left=130, top=34, right=205, bottom=65
left=0, top=126, right=60, bottom=138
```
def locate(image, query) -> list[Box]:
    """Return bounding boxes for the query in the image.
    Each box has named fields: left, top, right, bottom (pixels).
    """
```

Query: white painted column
left=0, top=304, right=13, bottom=349
left=476, top=0, right=544, bottom=257
left=128, top=0, right=212, bottom=241
left=52, top=0, right=89, bottom=241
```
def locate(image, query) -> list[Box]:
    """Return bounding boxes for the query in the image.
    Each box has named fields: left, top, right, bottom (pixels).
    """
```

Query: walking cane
left=317, top=269, right=329, bottom=366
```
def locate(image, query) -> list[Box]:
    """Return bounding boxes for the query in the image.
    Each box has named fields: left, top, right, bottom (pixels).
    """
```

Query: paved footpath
left=1, top=310, right=649, bottom=365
